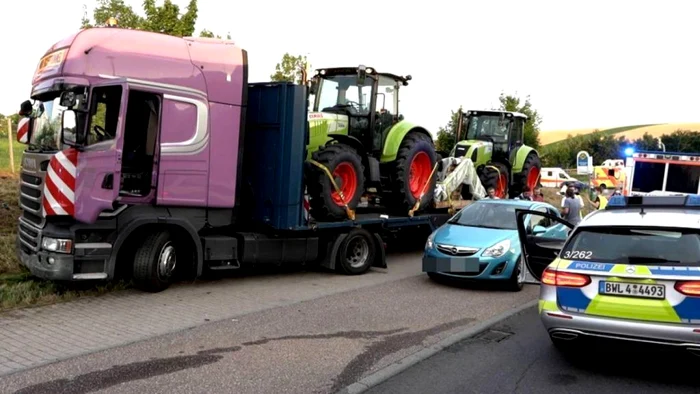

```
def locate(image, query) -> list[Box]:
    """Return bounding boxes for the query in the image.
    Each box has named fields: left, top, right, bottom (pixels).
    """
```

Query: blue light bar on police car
left=606, top=194, right=700, bottom=209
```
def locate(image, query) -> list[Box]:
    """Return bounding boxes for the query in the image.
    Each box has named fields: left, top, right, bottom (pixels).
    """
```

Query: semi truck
left=625, top=149, right=700, bottom=196
left=14, top=27, right=453, bottom=292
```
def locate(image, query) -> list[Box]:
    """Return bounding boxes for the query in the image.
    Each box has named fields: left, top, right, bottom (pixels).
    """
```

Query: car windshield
left=464, top=114, right=510, bottom=143
left=448, top=202, right=522, bottom=230
left=561, top=226, right=700, bottom=265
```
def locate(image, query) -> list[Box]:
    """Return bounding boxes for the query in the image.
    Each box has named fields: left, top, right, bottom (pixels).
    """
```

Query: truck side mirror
left=61, top=109, right=78, bottom=147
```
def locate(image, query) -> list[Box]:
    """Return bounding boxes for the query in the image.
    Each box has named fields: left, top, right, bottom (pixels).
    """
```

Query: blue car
left=423, top=199, right=562, bottom=291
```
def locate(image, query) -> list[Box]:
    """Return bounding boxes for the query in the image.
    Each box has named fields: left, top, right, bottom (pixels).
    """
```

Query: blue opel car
left=423, top=199, right=562, bottom=291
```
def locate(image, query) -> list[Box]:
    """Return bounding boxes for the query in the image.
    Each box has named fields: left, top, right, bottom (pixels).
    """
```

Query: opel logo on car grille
left=626, top=266, right=635, bottom=274
left=452, top=247, right=458, bottom=254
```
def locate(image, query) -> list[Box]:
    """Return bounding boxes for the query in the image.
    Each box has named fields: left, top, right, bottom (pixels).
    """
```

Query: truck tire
left=308, top=143, right=365, bottom=221
left=511, top=152, right=541, bottom=198
left=480, top=162, right=509, bottom=199
left=336, top=228, right=376, bottom=275
left=133, top=231, right=177, bottom=292
left=389, top=132, right=437, bottom=213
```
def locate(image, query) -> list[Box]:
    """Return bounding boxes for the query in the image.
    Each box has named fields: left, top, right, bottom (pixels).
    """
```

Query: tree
left=435, top=108, right=462, bottom=153
left=270, top=53, right=310, bottom=84
left=0, top=113, right=20, bottom=139
left=498, top=93, right=542, bottom=149
left=632, top=132, right=661, bottom=151
left=81, top=0, right=222, bottom=38
left=199, top=29, right=232, bottom=40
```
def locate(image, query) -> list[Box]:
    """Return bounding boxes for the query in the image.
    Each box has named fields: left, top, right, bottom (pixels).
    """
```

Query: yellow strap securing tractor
left=409, top=161, right=440, bottom=217
left=307, top=159, right=356, bottom=221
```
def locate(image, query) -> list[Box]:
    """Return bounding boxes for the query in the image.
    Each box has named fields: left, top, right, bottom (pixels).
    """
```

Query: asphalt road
left=1, top=252, right=537, bottom=394
left=366, top=306, right=700, bottom=394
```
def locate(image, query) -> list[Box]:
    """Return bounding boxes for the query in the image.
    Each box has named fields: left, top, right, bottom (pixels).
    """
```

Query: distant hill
left=540, top=123, right=700, bottom=146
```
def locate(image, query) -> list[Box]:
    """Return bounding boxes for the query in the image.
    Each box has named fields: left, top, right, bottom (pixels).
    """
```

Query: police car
left=515, top=195, right=700, bottom=355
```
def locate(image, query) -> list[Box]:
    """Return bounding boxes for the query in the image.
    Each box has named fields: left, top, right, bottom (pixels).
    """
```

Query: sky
left=1, top=0, right=699, bottom=134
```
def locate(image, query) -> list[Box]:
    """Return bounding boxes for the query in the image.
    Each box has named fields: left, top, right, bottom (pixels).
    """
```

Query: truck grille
left=17, top=153, right=52, bottom=252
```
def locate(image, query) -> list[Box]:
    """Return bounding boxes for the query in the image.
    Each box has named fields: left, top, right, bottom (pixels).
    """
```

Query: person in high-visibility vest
left=592, top=186, right=608, bottom=209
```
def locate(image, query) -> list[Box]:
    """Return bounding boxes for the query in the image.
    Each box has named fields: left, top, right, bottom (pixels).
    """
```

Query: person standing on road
left=532, top=185, right=545, bottom=202
left=561, top=187, right=582, bottom=226
left=592, top=186, right=608, bottom=209
left=485, top=187, right=500, bottom=199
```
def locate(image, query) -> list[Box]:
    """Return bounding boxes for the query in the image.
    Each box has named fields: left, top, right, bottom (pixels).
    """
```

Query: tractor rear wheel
left=389, top=132, right=437, bottom=213
left=512, top=152, right=541, bottom=198
left=480, top=163, right=509, bottom=199
left=307, top=143, right=365, bottom=221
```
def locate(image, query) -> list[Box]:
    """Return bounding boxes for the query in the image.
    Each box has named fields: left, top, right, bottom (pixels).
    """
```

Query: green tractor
left=305, top=66, right=438, bottom=220
left=449, top=110, right=541, bottom=199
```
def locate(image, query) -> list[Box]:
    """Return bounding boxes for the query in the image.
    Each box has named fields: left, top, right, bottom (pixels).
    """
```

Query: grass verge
left=0, top=174, right=131, bottom=312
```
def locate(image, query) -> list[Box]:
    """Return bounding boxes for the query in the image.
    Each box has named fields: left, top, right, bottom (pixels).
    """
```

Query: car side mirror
left=61, top=109, right=78, bottom=147
left=532, top=225, right=546, bottom=235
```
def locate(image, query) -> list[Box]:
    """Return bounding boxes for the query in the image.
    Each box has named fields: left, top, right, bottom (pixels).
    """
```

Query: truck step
left=207, top=261, right=241, bottom=270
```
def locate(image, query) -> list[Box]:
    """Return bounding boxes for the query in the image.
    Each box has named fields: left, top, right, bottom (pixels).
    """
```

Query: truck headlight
left=425, top=232, right=436, bottom=250
left=482, top=239, right=510, bottom=258
left=41, top=237, right=73, bottom=254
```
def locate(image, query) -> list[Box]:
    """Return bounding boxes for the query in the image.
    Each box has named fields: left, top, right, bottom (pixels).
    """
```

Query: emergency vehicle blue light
left=686, top=194, right=700, bottom=206
left=607, top=195, right=626, bottom=206
left=605, top=195, right=700, bottom=210
left=624, top=147, right=635, bottom=156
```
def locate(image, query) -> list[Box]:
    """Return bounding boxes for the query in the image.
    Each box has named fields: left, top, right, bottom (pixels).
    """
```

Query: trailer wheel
left=336, top=228, right=376, bottom=275
left=133, top=231, right=177, bottom=292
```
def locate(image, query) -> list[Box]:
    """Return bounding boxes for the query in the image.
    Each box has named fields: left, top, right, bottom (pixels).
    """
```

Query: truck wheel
left=480, top=163, right=509, bottom=198
left=132, top=231, right=177, bottom=292
left=512, top=152, right=541, bottom=198
left=336, top=228, right=376, bottom=275
left=390, top=132, right=437, bottom=213
left=308, top=143, right=365, bottom=221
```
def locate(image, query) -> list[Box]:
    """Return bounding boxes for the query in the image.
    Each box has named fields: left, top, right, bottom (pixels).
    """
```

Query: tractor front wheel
left=390, top=132, right=437, bottom=213
left=480, top=163, right=509, bottom=199
left=307, top=143, right=365, bottom=221
left=512, top=152, right=542, bottom=198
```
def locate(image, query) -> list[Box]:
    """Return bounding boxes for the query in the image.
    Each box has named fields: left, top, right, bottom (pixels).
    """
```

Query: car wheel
left=505, top=255, right=525, bottom=292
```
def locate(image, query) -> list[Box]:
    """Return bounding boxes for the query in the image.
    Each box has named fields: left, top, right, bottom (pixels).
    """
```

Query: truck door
left=72, top=80, right=128, bottom=223
left=514, top=209, right=574, bottom=281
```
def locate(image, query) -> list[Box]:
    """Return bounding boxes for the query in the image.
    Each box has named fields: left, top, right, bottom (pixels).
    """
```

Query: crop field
left=541, top=122, right=700, bottom=146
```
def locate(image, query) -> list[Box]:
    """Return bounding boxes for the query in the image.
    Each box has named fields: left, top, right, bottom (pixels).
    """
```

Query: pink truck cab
left=15, top=27, right=449, bottom=292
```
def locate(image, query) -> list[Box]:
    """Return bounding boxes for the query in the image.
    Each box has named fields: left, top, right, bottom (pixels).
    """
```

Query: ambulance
left=540, top=167, right=577, bottom=188
left=591, top=160, right=626, bottom=190
left=625, top=149, right=700, bottom=196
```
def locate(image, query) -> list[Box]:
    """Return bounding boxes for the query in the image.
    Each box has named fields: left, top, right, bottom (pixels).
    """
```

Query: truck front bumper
left=17, top=236, right=111, bottom=281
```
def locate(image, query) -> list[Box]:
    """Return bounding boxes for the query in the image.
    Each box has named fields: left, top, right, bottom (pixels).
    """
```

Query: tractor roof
left=314, top=66, right=411, bottom=84
left=464, top=110, right=528, bottom=120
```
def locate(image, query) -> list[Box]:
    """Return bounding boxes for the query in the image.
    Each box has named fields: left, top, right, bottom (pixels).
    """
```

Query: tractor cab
left=310, top=66, right=411, bottom=155
left=452, top=110, right=527, bottom=164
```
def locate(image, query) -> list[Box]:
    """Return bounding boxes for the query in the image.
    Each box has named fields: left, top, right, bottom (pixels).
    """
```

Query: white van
left=540, top=167, right=576, bottom=188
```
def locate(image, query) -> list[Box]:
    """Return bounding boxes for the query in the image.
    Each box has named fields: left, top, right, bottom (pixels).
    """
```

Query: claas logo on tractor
left=305, top=66, right=436, bottom=221
left=449, top=109, right=541, bottom=200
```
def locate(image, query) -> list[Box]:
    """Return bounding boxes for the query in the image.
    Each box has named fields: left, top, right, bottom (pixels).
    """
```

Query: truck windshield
left=561, top=226, right=700, bottom=265
left=315, top=75, right=374, bottom=114
left=28, top=90, right=86, bottom=152
left=464, top=115, right=510, bottom=143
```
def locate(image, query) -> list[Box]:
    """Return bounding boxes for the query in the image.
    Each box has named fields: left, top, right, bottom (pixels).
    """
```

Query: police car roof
left=581, top=208, right=700, bottom=229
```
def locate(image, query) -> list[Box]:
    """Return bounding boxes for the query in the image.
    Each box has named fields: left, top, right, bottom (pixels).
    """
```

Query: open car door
left=515, top=209, right=574, bottom=282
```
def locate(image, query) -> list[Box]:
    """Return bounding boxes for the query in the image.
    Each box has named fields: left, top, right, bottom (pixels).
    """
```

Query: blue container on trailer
left=243, top=82, right=309, bottom=230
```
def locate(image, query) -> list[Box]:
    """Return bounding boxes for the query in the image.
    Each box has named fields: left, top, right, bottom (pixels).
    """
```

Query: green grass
left=541, top=124, right=659, bottom=153
left=0, top=137, right=24, bottom=174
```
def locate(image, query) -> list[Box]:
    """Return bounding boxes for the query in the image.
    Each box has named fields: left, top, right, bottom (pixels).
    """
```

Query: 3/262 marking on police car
left=599, top=281, right=666, bottom=299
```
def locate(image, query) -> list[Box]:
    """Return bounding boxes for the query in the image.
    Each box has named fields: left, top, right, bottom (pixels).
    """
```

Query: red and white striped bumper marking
left=16, top=117, right=29, bottom=144
left=303, top=187, right=310, bottom=224
left=43, top=149, right=78, bottom=216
